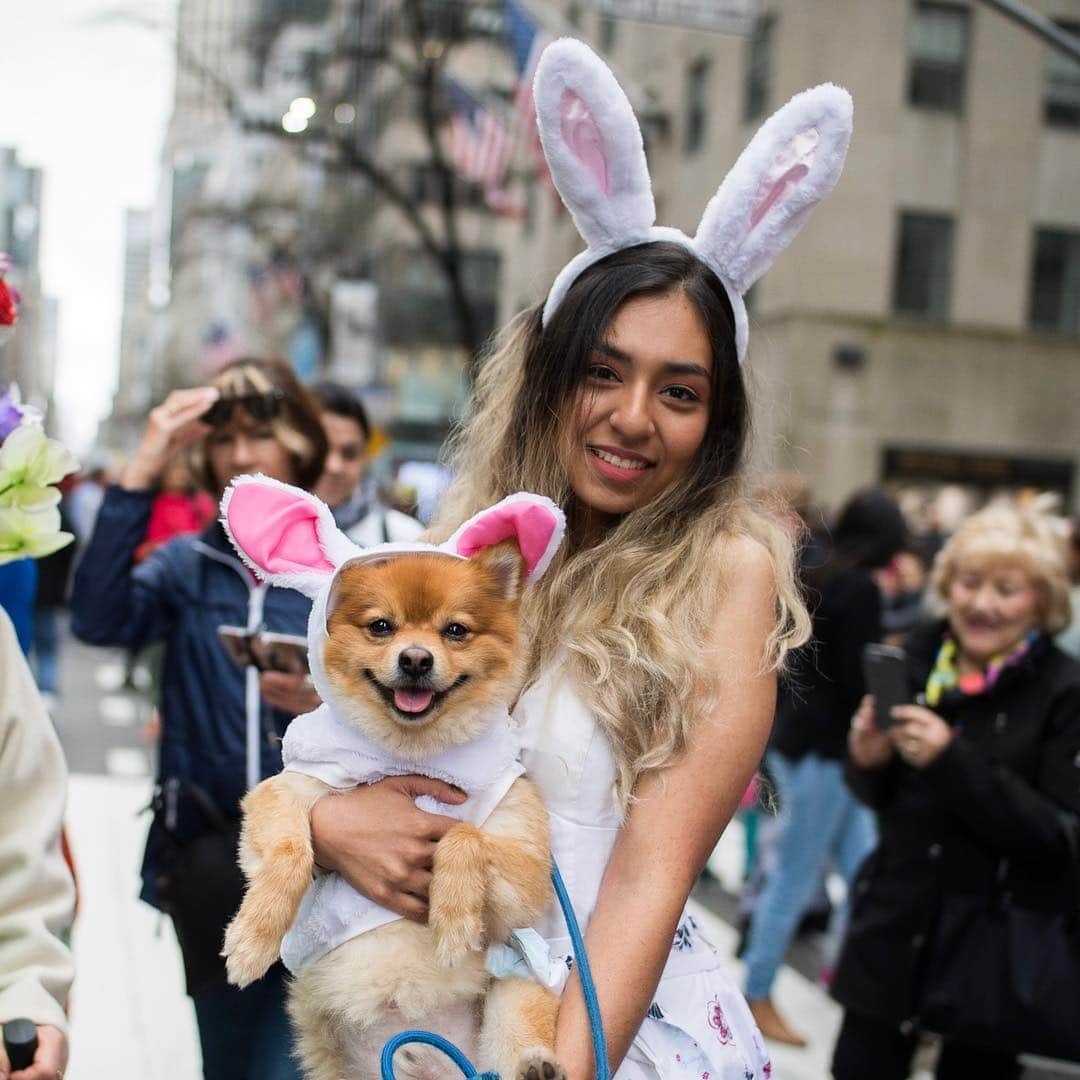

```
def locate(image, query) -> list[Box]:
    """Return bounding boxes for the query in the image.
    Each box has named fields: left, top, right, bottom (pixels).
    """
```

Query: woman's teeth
left=590, top=448, right=648, bottom=470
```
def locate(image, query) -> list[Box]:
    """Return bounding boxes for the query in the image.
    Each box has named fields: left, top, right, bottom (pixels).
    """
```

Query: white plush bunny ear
left=534, top=38, right=655, bottom=257
left=445, top=493, right=565, bottom=585
left=220, top=475, right=358, bottom=598
left=694, top=83, right=853, bottom=297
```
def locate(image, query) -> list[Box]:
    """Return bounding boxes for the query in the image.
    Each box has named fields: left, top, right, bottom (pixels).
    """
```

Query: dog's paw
left=221, top=913, right=279, bottom=988
left=429, top=905, right=484, bottom=967
left=514, top=1049, right=565, bottom=1080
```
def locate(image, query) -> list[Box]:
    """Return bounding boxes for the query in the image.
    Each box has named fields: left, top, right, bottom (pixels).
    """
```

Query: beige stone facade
left=497, top=0, right=1080, bottom=510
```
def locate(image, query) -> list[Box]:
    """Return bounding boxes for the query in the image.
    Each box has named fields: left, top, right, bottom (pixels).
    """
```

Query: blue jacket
left=70, top=485, right=312, bottom=905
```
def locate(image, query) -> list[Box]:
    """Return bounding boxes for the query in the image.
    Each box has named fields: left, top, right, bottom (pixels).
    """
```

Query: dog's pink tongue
left=394, top=688, right=435, bottom=713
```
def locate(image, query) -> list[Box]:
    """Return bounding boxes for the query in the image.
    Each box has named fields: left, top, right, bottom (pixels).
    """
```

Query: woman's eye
left=444, top=623, right=470, bottom=640
left=664, top=385, right=700, bottom=403
left=252, top=426, right=275, bottom=440
left=587, top=364, right=619, bottom=382
left=368, top=618, right=394, bottom=637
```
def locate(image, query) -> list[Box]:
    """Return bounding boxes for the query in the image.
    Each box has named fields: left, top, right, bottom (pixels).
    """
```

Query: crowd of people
left=2, top=40, right=1079, bottom=1080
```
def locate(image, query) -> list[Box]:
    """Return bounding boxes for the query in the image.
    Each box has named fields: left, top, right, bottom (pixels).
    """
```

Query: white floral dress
left=514, top=664, right=772, bottom=1080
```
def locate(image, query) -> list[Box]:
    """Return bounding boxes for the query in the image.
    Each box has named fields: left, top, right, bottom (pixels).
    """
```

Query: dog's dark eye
left=443, top=623, right=470, bottom=640
left=368, top=618, right=395, bottom=637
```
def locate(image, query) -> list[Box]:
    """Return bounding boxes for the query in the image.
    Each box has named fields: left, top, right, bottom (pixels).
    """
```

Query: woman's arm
left=555, top=538, right=778, bottom=1078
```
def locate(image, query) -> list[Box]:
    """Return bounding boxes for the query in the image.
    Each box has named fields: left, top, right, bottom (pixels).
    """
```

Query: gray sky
left=1, top=1, right=175, bottom=454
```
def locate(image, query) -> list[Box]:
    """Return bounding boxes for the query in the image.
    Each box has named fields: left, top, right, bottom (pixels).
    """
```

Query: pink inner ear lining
left=227, top=486, right=336, bottom=576
left=748, top=125, right=820, bottom=232
left=455, top=504, right=555, bottom=576
left=560, top=89, right=608, bottom=195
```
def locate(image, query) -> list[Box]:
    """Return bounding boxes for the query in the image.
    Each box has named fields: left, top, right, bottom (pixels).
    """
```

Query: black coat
left=831, top=621, right=1080, bottom=1034
left=771, top=566, right=882, bottom=761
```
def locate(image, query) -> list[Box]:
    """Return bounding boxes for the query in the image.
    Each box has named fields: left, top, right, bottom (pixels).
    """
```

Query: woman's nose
left=609, top=385, right=655, bottom=440
left=231, top=435, right=257, bottom=465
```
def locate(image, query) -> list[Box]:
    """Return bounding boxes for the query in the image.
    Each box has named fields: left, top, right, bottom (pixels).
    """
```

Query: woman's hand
left=258, top=671, right=320, bottom=715
left=890, top=704, right=955, bottom=769
left=848, top=694, right=894, bottom=769
left=0, top=1024, right=67, bottom=1080
left=309, top=776, right=467, bottom=922
left=120, top=386, right=220, bottom=491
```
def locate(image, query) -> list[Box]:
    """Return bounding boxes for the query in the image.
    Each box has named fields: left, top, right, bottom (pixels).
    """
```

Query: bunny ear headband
left=534, top=38, right=853, bottom=365
left=220, top=474, right=565, bottom=601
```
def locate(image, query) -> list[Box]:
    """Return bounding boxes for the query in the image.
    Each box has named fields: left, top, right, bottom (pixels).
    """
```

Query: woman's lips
left=587, top=445, right=653, bottom=483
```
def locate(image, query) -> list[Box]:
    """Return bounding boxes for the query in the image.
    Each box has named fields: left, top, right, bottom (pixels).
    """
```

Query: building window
left=599, top=15, right=617, bottom=53
left=907, top=2, right=970, bottom=113
left=743, top=15, right=773, bottom=121
left=1030, top=229, right=1080, bottom=334
left=893, top=212, right=954, bottom=320
left=1044, top=22, right=1080, bottom=128
left=684, top=59, right=710, bottom=154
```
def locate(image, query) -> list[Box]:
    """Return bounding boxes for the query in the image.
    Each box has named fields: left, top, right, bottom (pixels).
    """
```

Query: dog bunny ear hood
left=535, top=37, right=853, bottom=364
left=220, top=476, right=566, bottom=705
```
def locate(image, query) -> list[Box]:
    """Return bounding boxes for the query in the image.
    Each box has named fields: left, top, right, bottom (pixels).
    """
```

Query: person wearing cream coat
left=0, top=607, right=74, bottom=1080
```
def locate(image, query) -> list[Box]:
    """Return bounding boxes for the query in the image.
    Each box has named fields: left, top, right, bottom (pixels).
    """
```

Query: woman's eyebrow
left=596, top=341, right=711, bottom=381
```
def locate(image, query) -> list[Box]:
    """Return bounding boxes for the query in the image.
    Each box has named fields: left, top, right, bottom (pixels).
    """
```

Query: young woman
left=307, top=40, right=853, bottom=1079
left=833, top=502, right=1080, bottom=1078
left=70, top=358, right=327, bottom=1080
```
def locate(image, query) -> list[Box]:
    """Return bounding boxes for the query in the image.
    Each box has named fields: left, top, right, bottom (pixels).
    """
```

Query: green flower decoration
left=0, top=505, right=75, bottom=564
left=0, top=423, right=79, bottom=564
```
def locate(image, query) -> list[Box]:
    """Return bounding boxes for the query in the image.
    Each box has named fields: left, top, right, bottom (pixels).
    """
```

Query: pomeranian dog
left=218, top=477, right=566, bottom=1080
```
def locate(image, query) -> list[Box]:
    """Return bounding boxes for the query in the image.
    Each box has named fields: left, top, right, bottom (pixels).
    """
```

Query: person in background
left=66, top=465, right=108, bottom=548
left=742, top=487, right=908, bottom=1046
left=833, top=502, right=1080, bottom=1078
left=309, top=380, right=423, bottom=546
left=29, top=499, right=77, bottom=705
left=0, top=608, right=75, bottom=1080
left=70, top=358, right=326, bottom=1080
left=134, top=456, right=216, bottom=563
left=1057, top=515, right=1080, bottom=659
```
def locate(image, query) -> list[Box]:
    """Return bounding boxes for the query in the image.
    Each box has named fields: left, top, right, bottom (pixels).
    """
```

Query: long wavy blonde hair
left=433, top=244, right=810, bottom=804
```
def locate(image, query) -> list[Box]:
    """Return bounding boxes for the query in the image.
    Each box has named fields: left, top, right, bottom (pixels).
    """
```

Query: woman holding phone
left=70, top=359, right=332, bottom=1080
left=833, top=502, right=1080, bottom=1077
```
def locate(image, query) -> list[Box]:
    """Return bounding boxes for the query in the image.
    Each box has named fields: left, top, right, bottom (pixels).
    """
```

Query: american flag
left=504, top=0, right=552, bottom=186
left=445, top=76, right=512, bottom=193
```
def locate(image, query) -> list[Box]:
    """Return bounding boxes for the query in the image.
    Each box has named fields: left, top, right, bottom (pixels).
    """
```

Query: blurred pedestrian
left=1056, top=515, right=1080, bottom=659
left=29, top=501, right=77, bottom=703
left=0, top=607, right=75, bottom=1080
left=743, top=487, right=907, bottom=1045
left=833, top=502, right=1080, bottom=1077
left=134, top=456, right=216, bottom=563
left=70, top=358, right=327, bottom=1080
left=309, top=380, right=423, bottom=545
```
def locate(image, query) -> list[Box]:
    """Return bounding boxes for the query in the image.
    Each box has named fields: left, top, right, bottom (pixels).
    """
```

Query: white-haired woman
left=833, top=503, right=1080, bottom=1078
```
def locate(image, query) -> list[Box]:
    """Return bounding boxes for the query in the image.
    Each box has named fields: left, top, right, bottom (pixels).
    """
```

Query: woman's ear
left=220, top=474, right=358, bottom=597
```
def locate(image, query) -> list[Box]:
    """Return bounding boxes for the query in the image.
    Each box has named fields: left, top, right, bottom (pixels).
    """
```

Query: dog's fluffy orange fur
left=222, top=543, right=562, bottom=1080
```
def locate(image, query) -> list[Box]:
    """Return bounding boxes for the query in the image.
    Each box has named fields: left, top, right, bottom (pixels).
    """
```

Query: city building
left=497, top=0, right=1080, bottom=511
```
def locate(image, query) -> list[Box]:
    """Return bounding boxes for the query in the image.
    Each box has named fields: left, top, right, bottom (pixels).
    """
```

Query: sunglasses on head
left=202, top=389, right=287, bottom=427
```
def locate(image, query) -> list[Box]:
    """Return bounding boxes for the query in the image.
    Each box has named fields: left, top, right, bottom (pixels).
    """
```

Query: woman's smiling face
left=560, top=291, right=713, bottom=521
left=947, top=560, right=1043, bottom=666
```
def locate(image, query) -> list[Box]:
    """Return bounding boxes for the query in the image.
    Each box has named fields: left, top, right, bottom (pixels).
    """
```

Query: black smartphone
left=217, top=625, right=256, bottom=668
left=861, top=643, right=910, bottom=729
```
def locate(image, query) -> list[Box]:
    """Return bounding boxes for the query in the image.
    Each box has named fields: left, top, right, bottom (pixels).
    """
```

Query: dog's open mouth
left=364, top=671, right=469, bottom=721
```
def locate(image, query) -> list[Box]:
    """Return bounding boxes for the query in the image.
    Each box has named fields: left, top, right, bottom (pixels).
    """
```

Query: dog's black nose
left=398, top=647, right=434, bottom=676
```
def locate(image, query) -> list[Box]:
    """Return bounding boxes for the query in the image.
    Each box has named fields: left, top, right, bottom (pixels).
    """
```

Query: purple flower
left=0, top=385, right=24, bottom=442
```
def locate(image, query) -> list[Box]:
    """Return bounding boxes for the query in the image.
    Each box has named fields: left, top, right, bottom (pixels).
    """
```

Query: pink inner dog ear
left=227, top=484, right=336, bottom=577
left=560, top=89, right=608, bottom=195
left=748, top=126, right=819, bottom=231
left=454, top=503, right=557, bottom=577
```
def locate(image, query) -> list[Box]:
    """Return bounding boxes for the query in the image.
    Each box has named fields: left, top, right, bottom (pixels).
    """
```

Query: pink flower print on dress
left=707, top=997, right=733, bottom=1045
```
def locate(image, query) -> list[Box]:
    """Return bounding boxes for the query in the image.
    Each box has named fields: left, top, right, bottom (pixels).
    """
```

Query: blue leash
left=380, top=861, right=609, bottom=1080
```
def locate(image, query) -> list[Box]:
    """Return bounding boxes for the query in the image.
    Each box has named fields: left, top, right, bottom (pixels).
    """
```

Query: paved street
left=45, top=622, right=1077, bottom=1079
